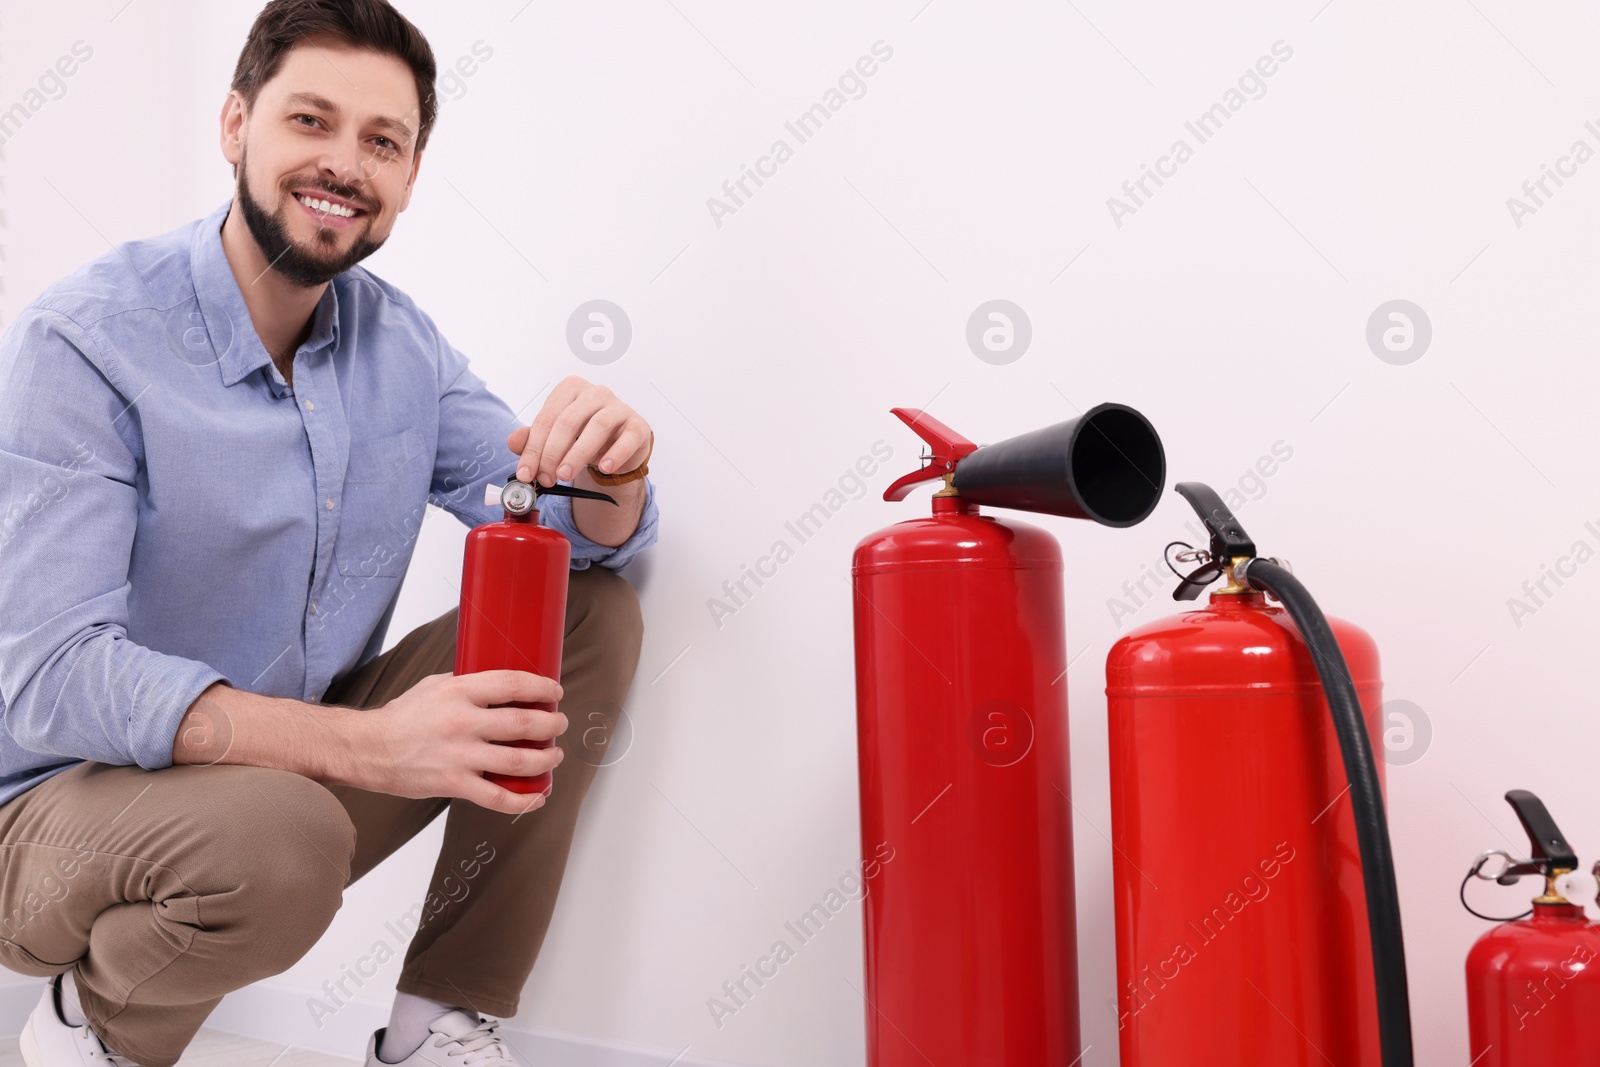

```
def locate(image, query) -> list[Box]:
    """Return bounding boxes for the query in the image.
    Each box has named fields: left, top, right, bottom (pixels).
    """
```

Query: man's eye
left=293, top=114, right=320, bottom=128
left=374, top=136, right=397, bottom=151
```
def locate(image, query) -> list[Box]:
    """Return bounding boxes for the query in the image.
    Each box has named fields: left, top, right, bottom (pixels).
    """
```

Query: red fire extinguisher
left=455, top=475, right=616, bottom=795
left=1106, top=483, right=1413, bottom=1067
left=1464, top=789, right=1600, bottom=1060
left=852, top=403, right=1166, bottom=1066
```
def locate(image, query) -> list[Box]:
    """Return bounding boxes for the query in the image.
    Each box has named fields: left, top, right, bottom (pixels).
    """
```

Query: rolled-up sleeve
left=536, top=476, right=658, bottom=571
left=424, top=312, right=659, bottom=572
left=0, top=308, right=227, bottom=768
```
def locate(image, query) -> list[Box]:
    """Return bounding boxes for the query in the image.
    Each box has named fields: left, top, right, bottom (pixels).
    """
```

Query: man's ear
left=397, top=147, right=424, bottom=213
left=220, top=90, right=247, bottom=173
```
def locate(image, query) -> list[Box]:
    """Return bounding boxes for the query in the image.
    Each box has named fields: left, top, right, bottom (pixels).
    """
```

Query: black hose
left=1241, top=559, right=1414, bottom=1067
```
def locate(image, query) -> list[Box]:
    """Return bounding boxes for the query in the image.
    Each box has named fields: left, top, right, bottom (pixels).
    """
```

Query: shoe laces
left=77, top=1025, right=141, bottom=1067
left=55, top=976, right=141, bottom=1067
left=430, top=1017, right=516, bottom=1066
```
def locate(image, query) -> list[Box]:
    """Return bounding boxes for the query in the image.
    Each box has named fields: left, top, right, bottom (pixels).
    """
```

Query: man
left=0, top=2, right=658, bottom=1065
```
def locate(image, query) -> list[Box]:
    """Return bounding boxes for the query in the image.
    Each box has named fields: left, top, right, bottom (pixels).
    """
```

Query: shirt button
left=304, top=399, right=315, bottom=411
left=310, top=600, right=318, bottom=614
left=326, top=497, right=335, bottom=510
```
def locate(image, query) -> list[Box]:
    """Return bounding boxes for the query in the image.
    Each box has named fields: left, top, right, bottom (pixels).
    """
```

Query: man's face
left=223, top=39, right=424, bottom=287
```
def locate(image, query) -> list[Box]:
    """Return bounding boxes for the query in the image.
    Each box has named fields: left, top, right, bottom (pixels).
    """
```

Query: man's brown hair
left=231, top=0, right=438, bottom=155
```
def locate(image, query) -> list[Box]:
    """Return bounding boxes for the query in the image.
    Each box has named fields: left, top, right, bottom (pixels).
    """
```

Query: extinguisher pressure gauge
left=485, top=478, right=538, bottom=516
left=502, top=480, right=537, bottom=516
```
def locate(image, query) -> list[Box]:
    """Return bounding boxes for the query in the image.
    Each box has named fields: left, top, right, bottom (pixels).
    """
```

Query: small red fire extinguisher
left=852, top=403, right=1166, bottom=1066
left=455, top=475, right=616, bottom=795
left=1464, top=789, right=1600, bottom=1060
left=1106, top=483, right=1413, bottom=1067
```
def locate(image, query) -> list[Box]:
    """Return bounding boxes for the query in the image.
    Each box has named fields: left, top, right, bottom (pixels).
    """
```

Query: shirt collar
left=191, top=198, right=343, bottom=388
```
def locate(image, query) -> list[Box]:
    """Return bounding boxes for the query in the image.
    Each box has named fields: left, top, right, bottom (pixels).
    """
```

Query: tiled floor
left=0, top=1028, right=361, bottom=1066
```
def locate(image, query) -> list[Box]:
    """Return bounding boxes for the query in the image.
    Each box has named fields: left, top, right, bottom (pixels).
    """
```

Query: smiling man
left=0, top=3, right=657, bottom=1066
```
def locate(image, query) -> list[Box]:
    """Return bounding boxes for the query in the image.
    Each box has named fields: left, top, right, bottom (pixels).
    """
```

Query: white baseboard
left=199, top=981, right=758, bottom=1067
left=0, top=975, right=754, bottom=1066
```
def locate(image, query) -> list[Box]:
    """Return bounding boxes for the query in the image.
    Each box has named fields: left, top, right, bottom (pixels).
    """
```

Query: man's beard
left=236, top=147, right=385, bottom=287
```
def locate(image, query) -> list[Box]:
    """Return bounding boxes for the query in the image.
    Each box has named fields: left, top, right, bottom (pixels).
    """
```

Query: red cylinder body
left=1467, top=901, right=1600, bottom=1060
left=1105, top=590, right=1383, bottom=1065
left=455, top=505, right=569, bottom=796
left=852, top=495, right=1081, bottom=1066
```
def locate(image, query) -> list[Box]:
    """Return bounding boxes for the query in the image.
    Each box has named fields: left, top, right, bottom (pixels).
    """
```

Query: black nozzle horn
left=950, top=402, right=1165, bottom=526
left=1505, top=789, right=1578, bottom=872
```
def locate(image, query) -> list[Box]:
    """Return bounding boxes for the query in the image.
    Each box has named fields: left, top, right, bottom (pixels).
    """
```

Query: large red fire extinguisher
left=455, top=475, right=615, bottom=795
left=852, top=403, right=1166, bottom=1066
left=1106, top=483, right=1413, bottom=1066
left=1464, top=789, right=1600, bottom=1060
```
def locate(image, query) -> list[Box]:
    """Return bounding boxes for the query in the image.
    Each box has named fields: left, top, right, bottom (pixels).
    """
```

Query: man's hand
left=507, top=375, right=651, bottom=548
left=509, top=375, right=651, bottom=487
left=345, top=670, right=569, bottom=814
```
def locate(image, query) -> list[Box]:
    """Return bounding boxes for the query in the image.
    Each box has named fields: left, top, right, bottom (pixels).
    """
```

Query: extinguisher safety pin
left=1165, top=542, right=1211, bottom=568
left=1461, top=850, right=1539, bottom=922
left=1469, top=849, right=1544, bottom=884
left=1469, top=850, right=1516, bottom=881
left=1165, top=541, right=1227, bottom=601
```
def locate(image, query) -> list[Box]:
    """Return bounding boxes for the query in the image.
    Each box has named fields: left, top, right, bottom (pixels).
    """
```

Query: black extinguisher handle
left=504, top=474, right=619, bottom=506
left=1168, top=482, right=1256, bottom=601
left=487, top=477, right=618, bottom=520
left=1174, top=482, right=1256, bottom=561
left=534, top=483, right=619, bottom=505
left=1505, top=789, right=1579, bottom=872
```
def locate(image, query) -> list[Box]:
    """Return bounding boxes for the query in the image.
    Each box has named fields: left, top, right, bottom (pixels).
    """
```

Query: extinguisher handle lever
left=1505, top=789, right=1579, bottom=872
left=882, top=408, right=979, bottom=502
left=535, top=482, right=619, bottom=505
left=1172, top=561, right=1224, bottom=601
left=1174, top=482, right=1257, bottom=561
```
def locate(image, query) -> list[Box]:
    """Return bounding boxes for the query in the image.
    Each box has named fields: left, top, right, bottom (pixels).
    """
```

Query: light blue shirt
left=0, top=199, right=657, bottom=809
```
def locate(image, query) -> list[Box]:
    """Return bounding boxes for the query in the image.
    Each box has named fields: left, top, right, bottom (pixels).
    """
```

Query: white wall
left=4, top=1, right=1599, bottom=1064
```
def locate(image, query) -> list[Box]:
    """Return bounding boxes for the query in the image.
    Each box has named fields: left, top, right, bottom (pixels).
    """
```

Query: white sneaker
left=364, top=1008, right=525, bottom=1067
left=18, top=974, right=143, bottom=1067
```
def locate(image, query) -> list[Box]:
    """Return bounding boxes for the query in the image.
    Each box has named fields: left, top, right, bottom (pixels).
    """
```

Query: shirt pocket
left=337, top=426, right=430, bottom=577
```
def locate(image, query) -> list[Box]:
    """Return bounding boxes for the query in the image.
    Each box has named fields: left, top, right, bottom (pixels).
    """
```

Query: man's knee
left=198, top=767, right=355, bottom=959
left=235, top=766, right=353, bottom=880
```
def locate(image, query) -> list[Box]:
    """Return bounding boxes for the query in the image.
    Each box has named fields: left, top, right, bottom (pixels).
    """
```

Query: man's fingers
left=595, top=425, right=650, bottom=475
left=482, top=740, right=565, bottom=778
left=560, top=408, right=628, bottom=479
left=507, top=425, right=531, bottom=456
left=478, top=706, right=569, bottom=743
left=463, top=777, right=548, bottom=816
left=510, top=377, right=650, bottom=488
left=518, top=377, right=586, bottom=484
left=454, top=669, right=562, bottom=708
left=536, top=391, right=609, bottom=486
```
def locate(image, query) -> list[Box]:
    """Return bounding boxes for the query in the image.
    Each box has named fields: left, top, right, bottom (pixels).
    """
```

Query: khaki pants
left=0, top=566, right=643, bottom=1067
